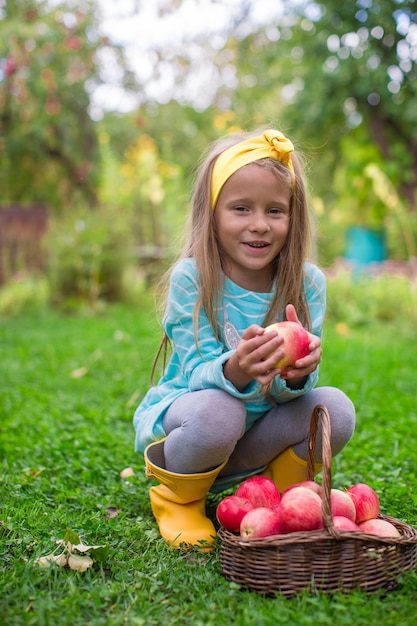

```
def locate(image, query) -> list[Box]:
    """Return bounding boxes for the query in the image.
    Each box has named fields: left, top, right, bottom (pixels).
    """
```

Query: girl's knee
left=310, top=387, right=355, bottom=453
left=171, top=389, right=246, bottom=448
left=198, top=391, right=247, bottom=442
left=322, top=387, right=356, bottom=451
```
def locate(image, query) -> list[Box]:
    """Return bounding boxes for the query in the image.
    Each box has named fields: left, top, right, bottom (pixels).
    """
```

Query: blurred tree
left=230, top=0, right=417, bottom=211
left=0, top=0, right=131, bottom=211
left=100, top=0, right=416, bottom=258
left=2, top=0, right=414, bottom=266
left=98, top=100, right=236, bottom=247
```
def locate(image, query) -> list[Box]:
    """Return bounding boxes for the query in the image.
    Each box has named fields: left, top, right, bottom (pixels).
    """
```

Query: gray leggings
left=162, top=386, right=355, bottom=475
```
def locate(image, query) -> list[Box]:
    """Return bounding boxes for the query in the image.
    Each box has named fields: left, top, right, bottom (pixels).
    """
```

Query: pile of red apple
left=216, top=476, right=401, bottom=539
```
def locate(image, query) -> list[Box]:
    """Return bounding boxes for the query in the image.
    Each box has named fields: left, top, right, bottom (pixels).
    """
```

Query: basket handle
left=307, top=404, right=337, bottom=534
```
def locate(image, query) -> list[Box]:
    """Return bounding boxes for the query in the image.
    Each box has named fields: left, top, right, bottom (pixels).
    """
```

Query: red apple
left=235, top=476, right=281, bottom=509
left=283, top=480, right=323, bottom=498
left=240, top=507, right=281, bottom=539
left=279, top=486, right=323, bottom=533
left=346, top=483, right=380, bottom=523
left=330, top=488, right=357, bottom=521
left=216, top=495, right=254, bottom=532
left=358, top=518, right=400, bottom=538
left=332, top=515, right=360, bottom=531
left=264, top=321, right=310, bottom=373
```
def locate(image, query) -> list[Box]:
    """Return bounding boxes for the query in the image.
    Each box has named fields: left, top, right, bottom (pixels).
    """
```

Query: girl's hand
left=223, top=305, right=322, bottom=390
left=280, top=304, right=322, bottom=382
left=233, top=324, right=286, bottom=387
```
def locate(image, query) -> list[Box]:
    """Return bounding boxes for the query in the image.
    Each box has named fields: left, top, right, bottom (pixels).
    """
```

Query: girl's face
left=214, top=162, right=291, bottom=292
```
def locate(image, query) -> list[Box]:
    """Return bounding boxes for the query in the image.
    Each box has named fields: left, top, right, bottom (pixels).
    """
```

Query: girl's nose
left=249, top=212, right=270, bottom=232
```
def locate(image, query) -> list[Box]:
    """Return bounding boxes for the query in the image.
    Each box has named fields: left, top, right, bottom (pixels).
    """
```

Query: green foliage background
left=1, top=0, right=417, bottom=308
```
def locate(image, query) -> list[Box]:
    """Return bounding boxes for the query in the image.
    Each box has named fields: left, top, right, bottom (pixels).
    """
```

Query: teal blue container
left=345, top=226, right=386, bottom=267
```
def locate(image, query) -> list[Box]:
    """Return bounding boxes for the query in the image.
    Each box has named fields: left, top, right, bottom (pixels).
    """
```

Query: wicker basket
left=218, top=404, right=417, bottom=597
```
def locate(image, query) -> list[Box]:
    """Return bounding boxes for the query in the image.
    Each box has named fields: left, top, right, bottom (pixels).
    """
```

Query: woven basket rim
left=218, top=512, right=417, bottom=547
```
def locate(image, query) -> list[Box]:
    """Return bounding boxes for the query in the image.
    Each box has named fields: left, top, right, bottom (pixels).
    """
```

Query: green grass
left=1, top=296, right=417, bottom=625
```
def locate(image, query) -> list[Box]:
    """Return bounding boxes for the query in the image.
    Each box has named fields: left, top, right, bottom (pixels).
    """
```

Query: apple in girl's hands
left=264, top=321, right=310, bottom=374
left=216, top=495, right=254, bottom=532
left=235, top=476, right=281, bottom=509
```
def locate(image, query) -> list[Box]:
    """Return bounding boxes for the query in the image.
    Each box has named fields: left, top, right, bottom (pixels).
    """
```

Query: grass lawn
left=1, top=295, right=417, bottom=625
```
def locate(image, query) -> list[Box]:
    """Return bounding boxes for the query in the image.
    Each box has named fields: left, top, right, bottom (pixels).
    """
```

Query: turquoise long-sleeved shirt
left=133, top=257, right=326, bottom=454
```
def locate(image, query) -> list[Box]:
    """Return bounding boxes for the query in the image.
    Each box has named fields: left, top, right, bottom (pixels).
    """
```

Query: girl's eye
left=234, top=205, right=248, bottom=212
left=268, top=207, right=284, bottom=215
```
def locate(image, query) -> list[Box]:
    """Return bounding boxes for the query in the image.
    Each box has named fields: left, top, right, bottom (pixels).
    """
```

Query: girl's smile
left=214, top=162, right=291, bottom=292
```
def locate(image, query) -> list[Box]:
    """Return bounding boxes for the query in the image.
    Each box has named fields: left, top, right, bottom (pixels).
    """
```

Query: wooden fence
left=0, top=205, right=48, bottom=286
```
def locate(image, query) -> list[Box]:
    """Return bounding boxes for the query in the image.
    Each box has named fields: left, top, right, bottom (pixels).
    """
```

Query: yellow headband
left=211, top=129, right=296, bottom=209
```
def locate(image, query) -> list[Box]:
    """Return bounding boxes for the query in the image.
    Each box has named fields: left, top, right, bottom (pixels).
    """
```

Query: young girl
left=133, top=128, right=355, bottom=549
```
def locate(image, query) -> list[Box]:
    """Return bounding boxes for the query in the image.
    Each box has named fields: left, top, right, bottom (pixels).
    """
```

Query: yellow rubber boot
left=144, top=439, right=227, bottom=550
left=263, top=446, right=323, bottom=493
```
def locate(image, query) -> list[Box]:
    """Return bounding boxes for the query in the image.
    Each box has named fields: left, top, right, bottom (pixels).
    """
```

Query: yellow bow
left=211, top=129, right=296, bottom=209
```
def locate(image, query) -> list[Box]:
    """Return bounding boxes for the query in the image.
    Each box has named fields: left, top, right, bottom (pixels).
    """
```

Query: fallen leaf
left=120, top=467, right=135, bottom=479
left=89, top=545, right=109, bottom=561
left=67, top=553, right=94, bottom=572
left=35, top=528, right=108, bottom=571
left=104, top=507, right=120, bottom=519
left=24, top=468, right=45, bottom=479
left=126, top=389, right=141, bottom=409
left=35, top=552, right=68, bottom=568
left=72, top=542, right=107, bottom=553
left=89, top=349, right=103, bottom=362
left=64, top=528, right=81, bottom=544
left=71, top=366, right=88, bottom=378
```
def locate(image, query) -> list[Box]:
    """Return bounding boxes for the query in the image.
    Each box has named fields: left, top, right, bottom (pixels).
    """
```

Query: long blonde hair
left=151, top=128, right=315, bottom=382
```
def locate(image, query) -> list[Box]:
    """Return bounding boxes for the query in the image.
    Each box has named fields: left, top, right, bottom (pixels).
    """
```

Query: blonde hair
left=151, top=128, right=314, bottom=382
